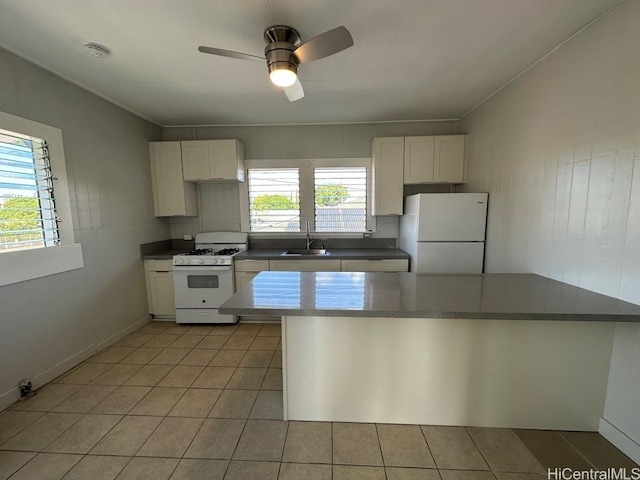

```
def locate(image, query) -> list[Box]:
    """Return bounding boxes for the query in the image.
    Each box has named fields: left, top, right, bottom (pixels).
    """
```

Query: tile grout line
left=373, top=423, right=389, bottom=480
left=558, top=431, right=598, bottom=470
left=277, top=418, right=291, bottom=479
left=419, top=425, right=443, bottom=474
left=464, top=426, right=497, bottom=477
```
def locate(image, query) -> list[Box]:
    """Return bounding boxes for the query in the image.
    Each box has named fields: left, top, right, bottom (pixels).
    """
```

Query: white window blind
left=0, top=129, right=59, bottom=251
left=248, top=168, right=300, bottom=232
left=314, top=167, right=367, bottom=232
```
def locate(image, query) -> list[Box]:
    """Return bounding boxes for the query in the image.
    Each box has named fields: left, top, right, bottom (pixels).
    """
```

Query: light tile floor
left=0, top=321, right=637, bottom=480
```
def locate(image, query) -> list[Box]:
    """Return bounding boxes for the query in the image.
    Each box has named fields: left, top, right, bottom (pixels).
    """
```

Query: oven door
left=172, top=266, right=234, bottom=309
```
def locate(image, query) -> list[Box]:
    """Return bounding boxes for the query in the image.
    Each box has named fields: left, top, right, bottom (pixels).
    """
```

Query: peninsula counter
left=220, top=272, right=640, bottom=430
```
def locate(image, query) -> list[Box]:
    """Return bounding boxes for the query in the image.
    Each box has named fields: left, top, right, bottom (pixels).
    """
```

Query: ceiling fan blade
left=284, top=79, right=304, bottom=102
left=293, top=26, right=353, bottom=64
left=198, top=45, right=264, bottom=62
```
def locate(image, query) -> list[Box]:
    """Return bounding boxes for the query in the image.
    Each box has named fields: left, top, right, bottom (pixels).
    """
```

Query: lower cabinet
left=235, top=257, right=408, bottom=282
left=144, top=260, right=175, bottom=318
left=341, top=259, right=409, bottom=272
left=234, top=260, right=270, bottom=291
left=269, top=259, right=341, bottom=272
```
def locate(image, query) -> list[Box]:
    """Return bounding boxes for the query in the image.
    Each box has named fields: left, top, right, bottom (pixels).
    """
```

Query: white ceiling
left=0, top=0, right=623, bottom=126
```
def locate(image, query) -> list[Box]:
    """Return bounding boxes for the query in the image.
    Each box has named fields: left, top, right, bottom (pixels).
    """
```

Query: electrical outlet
left=19, top=380, right=34, bottom=398
left=183, top=234, right=193, bottom=241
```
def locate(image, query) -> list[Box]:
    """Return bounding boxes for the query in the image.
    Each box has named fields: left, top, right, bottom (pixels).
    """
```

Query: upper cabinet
left=404, top=135, right=466, bottom=184
left=182, top=139, right=245, bottom=182
left=372, top=137, right=405, bottom=216
left=149, top=142, right=197, bottom=217
left=372, top=135, right=467, bottom=216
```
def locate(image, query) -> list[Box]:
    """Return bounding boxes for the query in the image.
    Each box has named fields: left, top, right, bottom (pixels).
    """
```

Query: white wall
left=0, top=48, right=167, bottom=408
left=459, top=1, right=640, bottom=461
left=163, top=122, right=460, bottom=239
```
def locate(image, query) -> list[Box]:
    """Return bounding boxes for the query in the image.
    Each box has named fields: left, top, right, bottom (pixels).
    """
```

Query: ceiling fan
left=198, top=25, right=354, bottom=102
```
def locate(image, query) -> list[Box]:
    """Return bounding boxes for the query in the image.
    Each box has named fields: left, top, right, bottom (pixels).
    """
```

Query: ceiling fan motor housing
left=264, top=25, right=301, bottom=77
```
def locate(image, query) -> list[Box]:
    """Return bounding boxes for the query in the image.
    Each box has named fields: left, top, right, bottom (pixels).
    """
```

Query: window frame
left=240, top=158, right=376, bottom=236
left=0, top=111, right=83, bottom=287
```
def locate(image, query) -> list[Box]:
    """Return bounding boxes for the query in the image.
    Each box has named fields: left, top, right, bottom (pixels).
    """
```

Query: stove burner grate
left=214, top=248, right=240, bottom=256
left=183, top=248, right=213, bottom=256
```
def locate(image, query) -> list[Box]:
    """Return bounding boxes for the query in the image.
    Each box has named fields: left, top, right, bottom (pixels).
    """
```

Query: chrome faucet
left=305, top=220, right=314, bottom=250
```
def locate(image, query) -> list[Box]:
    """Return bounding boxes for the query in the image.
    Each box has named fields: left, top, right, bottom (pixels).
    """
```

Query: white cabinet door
left=144, top=260, right=176, bottom=317
left=234, top=259, right=269, bottom=290
left=181, top=140, right=211, bottom=181
left=399, top=135, right=466, bottom=185
left=149, top=142, right=197, bottom=216
left=212, top=140, right=245, bottom=180
left=270, top=260, right=341, bottom=272
left=235, top=271, right=261, bottom=291
left=181, top=139, right=245, bottom=182
left=435, top=135, right=465, bottom=183
left=404, top=136, right=435, bottom=184
left=341, top=259, right=409, bottom=272
left=149, top=271, right=176, bottom=316
left=372, top=137, right=404, bottom=215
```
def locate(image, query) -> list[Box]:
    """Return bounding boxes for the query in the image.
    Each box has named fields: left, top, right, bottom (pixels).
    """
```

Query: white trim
left=0, top=46, right=161, bottom=127
left=0, top=111, right=74, bottom=245
left=0, top=111, right=84, bottom=286
left=242, top=158, right=376, bottom=234
left=0, top=243, right=83, bottom=286
left=165, top=118, right=460, bottom=128
left=459, top=1, right=625, bottom=119
left=0, top=315, right=150, bottom=411
left=0, top=344, right=94, bottom=411
left=95, top=315, right=151, bottom=352
left=599, top=416, right=640, bottom=465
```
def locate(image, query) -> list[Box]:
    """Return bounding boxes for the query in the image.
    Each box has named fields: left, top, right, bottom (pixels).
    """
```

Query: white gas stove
left=172, top=232, right=247, bottom=324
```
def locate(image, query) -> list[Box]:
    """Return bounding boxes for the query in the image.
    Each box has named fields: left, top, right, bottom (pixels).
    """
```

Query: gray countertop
left=142, top=249, right=189, bottom=260
left=143, top=248, right=409, bottom=260
left=219, top=272, right=640, bottom=322
left=235, top=248, right=409, bottom=260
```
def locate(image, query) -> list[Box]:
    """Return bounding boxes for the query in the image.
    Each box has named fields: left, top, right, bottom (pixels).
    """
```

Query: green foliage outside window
left=252, top=194, right=298, bottom=210
left=315, top=184, right=348, bottom=207
left=0, top=197, right=40, bottom=233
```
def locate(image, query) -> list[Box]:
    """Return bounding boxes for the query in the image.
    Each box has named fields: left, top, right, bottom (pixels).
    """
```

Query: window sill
left=0, top=243, right=84, bottom=287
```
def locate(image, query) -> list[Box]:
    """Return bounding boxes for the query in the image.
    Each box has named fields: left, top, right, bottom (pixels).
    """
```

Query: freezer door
left=416, top=193, right=488, bottom=241
left=414, top=242, right=485, bottom=274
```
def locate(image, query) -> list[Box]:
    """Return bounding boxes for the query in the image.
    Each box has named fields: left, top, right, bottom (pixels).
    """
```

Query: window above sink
left=242, top=158, right=375, bottom=235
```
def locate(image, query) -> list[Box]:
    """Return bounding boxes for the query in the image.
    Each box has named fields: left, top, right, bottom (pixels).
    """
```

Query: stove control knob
left=176, top=259, right=183, bottom=265
left=198, top=259, right=205, bottom=265
left=185, top=259, right=191, bottom=265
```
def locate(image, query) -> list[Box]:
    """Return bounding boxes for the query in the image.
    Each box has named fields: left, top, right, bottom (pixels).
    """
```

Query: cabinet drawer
left=341, top=259, right=409, bottom=272
left=235, top=259, right=270, bottom=272
left=146, top=259, right=173, bottom=272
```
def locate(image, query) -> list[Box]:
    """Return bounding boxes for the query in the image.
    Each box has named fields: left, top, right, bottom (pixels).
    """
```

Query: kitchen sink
left=281, top=249, right=329, bottom=256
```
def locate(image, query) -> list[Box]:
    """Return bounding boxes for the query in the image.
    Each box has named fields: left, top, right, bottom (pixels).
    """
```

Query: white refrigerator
left=399, top=193, right=488, bottom=273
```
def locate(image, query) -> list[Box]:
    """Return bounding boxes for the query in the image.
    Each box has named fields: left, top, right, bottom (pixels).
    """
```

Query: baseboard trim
left=95, top=315, right=151, bottom=352
left=0, top=344, right=95, bottom=411
left=0, top=315, right=151, bottom=412
left=599, top=416, right=640, bottom=464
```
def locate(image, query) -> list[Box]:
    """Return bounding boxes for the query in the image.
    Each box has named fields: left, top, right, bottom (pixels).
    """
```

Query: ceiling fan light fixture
left=269, top=66, right=297, bottom=87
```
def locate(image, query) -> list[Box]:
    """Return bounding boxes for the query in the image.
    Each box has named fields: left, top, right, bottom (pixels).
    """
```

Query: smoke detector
left=83, top=42, right=110, bottom=59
